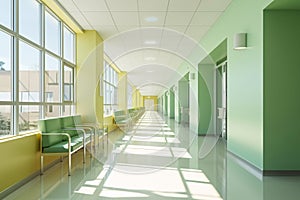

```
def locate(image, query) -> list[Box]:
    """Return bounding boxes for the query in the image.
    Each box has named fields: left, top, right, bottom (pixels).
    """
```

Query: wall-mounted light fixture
left=233, top=33, right=247, bottom=50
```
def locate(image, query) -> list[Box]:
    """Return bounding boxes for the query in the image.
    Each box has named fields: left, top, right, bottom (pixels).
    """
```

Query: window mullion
left=41, top=3, right=45, bottom=119
left=13, top=0, right=19, bottom=134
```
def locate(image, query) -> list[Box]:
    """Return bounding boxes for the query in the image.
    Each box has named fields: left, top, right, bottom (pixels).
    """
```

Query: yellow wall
left=0, top=1, right=87, bottom=195
left=41, top=0, right=82, bottom=33
left=104, top=116, right=117, bottom=132
left=76, top=30, right=104, bottom=126
left=139, top=93, right=143, bottom=107
left=143, top=96, right=158, bottom=111
left=0, top=133, right=58, bottom=193
left=132, top=86, right=138, bottom=107
left=118, top=72, right=127, bottom=110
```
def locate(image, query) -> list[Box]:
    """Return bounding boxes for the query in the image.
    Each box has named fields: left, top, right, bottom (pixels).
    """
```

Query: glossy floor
left=5, top=111, right=300, bottom=200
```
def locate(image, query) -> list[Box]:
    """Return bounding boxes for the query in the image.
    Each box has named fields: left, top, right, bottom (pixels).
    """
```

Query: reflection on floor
left=5, top=111, right=300, bottom=200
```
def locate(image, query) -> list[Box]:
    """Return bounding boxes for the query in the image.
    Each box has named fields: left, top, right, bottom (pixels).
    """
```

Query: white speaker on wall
left=233, top=33, right=247, bottom=50
left=189, top=72, right=195, bottom=80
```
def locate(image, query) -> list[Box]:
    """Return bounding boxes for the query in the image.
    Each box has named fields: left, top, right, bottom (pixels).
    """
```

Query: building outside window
left=0, top=0, right=76, bottom=137
left=103, top=61, right=118, bottom=116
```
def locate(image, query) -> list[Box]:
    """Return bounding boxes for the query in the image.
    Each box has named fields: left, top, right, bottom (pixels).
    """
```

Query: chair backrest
left=72, top=115, right=82, bottom=125
left=61, top=116, right=75, bottom=128
left=38, top=118, right=63, bottom=148
left=38, top=118, right=62, bottom=133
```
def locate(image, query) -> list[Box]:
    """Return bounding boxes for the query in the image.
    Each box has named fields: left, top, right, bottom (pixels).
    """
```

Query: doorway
left=216, top=62, right=227, bottom=139
left=144, top=99, right=154, bottom=111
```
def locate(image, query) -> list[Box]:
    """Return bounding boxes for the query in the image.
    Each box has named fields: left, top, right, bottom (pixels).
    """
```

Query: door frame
left=215, top=61, right=227, bottom=139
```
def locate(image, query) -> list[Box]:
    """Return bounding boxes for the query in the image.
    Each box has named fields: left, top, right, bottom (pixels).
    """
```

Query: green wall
left=263, top=10, right=300, bottom=170
left=198, top=63, right=214, bottom=135
left=168, top=90, right=175, bottom=118
left=163, top=92, right=168, bottom=116
left=177, top=76, right=189, bottom=123
left=200, top=0, right=273, bottom=169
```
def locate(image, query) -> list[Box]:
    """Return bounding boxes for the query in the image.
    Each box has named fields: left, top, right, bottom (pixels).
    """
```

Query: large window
left=45, top=11, right=61, bottom=55
left=127, top=83, right=133, bottom=108
left=45, top=54, right=60, bottom=102
left=19, top=0, right=42, bottom=45
left=0, top=0, right=12, bottom=29
left=103, top=62, right=118, bottom=116
left=64, top=26, right=75, bottom=63
left=19, top=41, right=41, bottom=102
left=64, top=65, right=74, bottom=102
left=0, top=31, right=12, bottom=101
left=0, top=0, right=76, bottom=137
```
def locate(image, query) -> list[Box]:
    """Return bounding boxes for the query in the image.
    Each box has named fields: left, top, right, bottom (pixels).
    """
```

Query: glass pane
left=45, top=105, right=60, bottom=118
left=62, top=105, right=74, bottom=116
left=114, top=88, right=118, bottom=105
left=19, top=0, right=41, bottom=44
left=45, top=54, right=60, bottom=102
left=114, top=70, right=118, bottom=86
left=0, top=0, right=12, bottom=29
left=0, top=105, right=11, bottom=136
left=64, top=66, right=73, bottom=101
left=0, top=31, right=12, bottom=101
left=19, top=41, right=41, bottom=102
left=64, top=26, right=74, bottom=63
left=104, top=105, right=110, bottom=116
left=19, top=105, right=39, bottom=131
left=45, top=11, right=60, bottom=55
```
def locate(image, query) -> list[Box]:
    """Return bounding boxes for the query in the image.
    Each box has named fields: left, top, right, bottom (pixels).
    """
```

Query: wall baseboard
left=0, top=159, right=61, bottom=199
left=263, top=170, right=300, bottom=176
left=228, top=151, right=300, bottom=177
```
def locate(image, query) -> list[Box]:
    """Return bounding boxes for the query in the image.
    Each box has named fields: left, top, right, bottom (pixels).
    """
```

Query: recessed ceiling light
left=144, top=40, right=157, bottom=45
left=146, top=70, right=154, bottom=73
left=145, top=16, right=158, bottom=22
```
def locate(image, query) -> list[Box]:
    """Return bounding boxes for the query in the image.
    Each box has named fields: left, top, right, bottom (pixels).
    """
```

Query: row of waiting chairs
left=38, top=115, right=104, bottom=176
left=113, top=107, right=145, bottom=132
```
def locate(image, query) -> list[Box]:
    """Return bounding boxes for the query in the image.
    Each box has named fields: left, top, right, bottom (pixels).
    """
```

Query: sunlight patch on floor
left=99, top=188, right=149, bottom=198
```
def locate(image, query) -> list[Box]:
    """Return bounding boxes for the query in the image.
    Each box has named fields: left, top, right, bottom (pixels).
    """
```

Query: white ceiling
left=57, top=0, right=232, bottom=96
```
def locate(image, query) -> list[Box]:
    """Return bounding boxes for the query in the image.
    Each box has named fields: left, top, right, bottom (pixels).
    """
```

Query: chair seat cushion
left=42, top=136, right=83, bottom=153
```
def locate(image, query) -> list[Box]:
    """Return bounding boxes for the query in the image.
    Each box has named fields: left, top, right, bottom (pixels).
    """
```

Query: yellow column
left=118, top=71, right=127, bottom=110
left=76, top=30, right=103, bottom=124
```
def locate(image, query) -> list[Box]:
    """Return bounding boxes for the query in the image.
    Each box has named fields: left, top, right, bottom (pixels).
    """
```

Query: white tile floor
left=4, top=111, right=300, bottom=199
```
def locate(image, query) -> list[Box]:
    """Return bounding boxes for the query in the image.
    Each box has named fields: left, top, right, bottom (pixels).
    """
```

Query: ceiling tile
left=160, top=29, right=183, bottom=51
left=69, top=11, right=92, bottom=29
left=185, top=25, right=211, bottom=41
left=141, top=28, right=163, bottom=39
left=57, top=0, right=78, bottom=12
left=176, top=36, right=198, bottom=60
left=164, top=25, right=187, bottom=34
left=83, top=12, right=114, bottom=26
left=93, top=25, right=119, bottom=39
left=72, top=0, right=108, bottom=12
left=117, top=25, right=139, bottom=33
left=106, top=0, right=138, bottom=11
left=198, top=0, right=232, bottom=11
left=165, top=12, right=194, bottom=26
left=168, top=0, right=201, bottom=11
left=139, top=12, right=166, bottom=26
left=112, top=12, right=139, bottom=26
left=104, top=36, right=126, bottom=59
left=138, top=0, right=169, bottom=11
left=190, top=12, right=222, bottom=26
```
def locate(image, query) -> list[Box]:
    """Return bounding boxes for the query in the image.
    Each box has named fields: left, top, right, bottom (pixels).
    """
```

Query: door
left=144, top=99, right=154, bottom=111
left=216, top=62, right=227, bottom=139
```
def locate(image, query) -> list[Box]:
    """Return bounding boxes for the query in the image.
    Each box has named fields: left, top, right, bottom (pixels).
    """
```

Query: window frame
left=103, top=61, right=118, bottom=117
left=0, top=0, right=77, bottom=137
